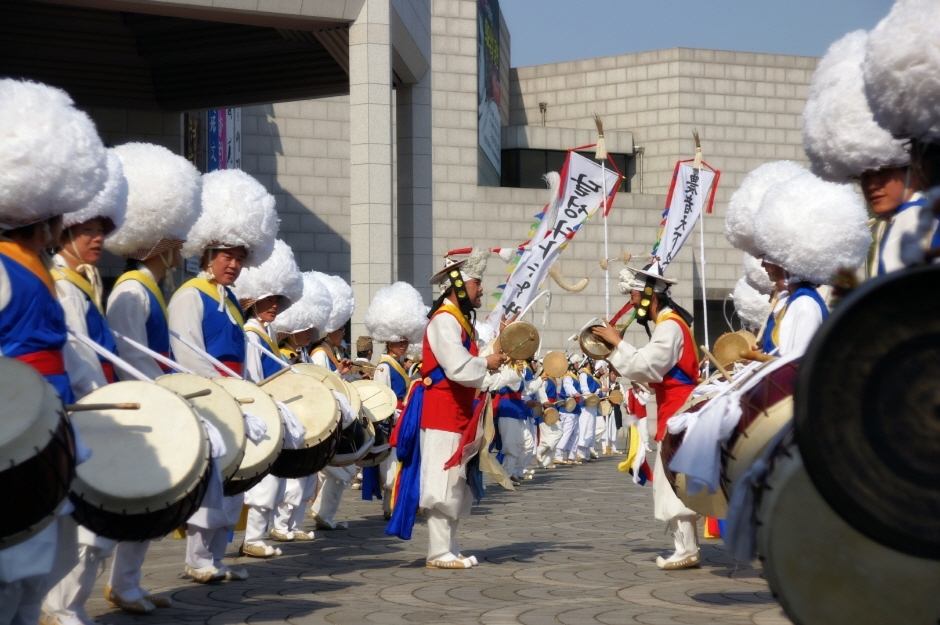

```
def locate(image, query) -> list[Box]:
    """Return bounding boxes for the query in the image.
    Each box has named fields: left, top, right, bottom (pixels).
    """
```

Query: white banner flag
left=658, top=162, right=717, bottom=271
left=488, top=152, right=619, bottom=329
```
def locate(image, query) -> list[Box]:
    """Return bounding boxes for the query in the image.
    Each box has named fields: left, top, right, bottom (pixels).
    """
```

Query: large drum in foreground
left=213, top=378, right=285, bottom=496
left=796, top=264, right=940, bottom=559
left=266, top=372, right=342, bottom=478
left=756, top=431, right=940, bottom=625
left=69, top=382, right=210, bottom=541
left=0, top=358, right=76, bottom=548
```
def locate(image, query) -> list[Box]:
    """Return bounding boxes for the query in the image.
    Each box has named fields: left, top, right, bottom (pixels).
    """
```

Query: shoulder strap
left=433, top=300, right=475, bottom=343
left=114, top=270, right=168, bottom=321
left=246, top=325, right=280, bottom=354
left=658, top=311, right=701, bottom=363
left=380, top=354, right=409, bottom=380
left=311, top=344, right=340, bottom=369
left=180, top=277, right=245, bottom=327
left=0, top=241, right=56, bottom=297
left=51, top=265, right=101, bottom=314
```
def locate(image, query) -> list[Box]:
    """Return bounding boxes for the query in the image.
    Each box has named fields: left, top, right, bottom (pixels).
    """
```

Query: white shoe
left=219, top=564, right=250, bottom=581
left=655, top=551, right=701, bottom=570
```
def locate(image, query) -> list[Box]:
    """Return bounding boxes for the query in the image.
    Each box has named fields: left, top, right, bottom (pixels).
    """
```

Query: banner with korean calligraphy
left=654, top=160, right=719, bottom=271
left=207, top=108, right=242, bottom=172
left=488, top=151, right=619, bottom=329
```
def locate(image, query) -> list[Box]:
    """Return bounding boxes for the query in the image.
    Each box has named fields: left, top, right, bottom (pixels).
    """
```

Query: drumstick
left=739, top=349, right=775, bottom=363
left=181, top=389, right=212, bottom=400
left=236, top=398, right=255, bottom=404
left=65, top=403, right=141, bottom=411
left=754, top=292, right=779, bottom=347
left=258, top=366, right=293, bottom=386
left=699, top=345, right=734, bottom=383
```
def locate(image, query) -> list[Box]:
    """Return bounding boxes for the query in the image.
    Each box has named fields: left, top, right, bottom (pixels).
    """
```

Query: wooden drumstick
left=754, top=292, right=779, bottom=347
left=236, top=398, right=255, bottom=404
left=181, top=389, right=212, bottom=400
left=65, top=403, right=141, bottom=411
left=740, top=349, right=775, bottom=363
left=258, top=366, right=293, bottom=386
left=700, top=345, right=734, bottom=383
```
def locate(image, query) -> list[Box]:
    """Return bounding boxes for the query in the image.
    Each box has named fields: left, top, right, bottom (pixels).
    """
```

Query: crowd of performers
left=2, top=1, right=940, bottom=623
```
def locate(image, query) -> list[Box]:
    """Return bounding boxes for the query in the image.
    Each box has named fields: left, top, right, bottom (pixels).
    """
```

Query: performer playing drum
left=553, top=356, right=583, bottom=466
left=364, top=281, right=428, bottom=520
left=591, top=263, right=701, bottom=570
left=169, top=168, right=279, bottom=584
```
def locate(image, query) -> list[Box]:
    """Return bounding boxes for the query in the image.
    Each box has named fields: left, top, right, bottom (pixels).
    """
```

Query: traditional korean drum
left=331, top=415, right=375, bottom=467
left=265, top=372, right=341, bottom=478
left=584, top=393, right=601, bottom=408
left=561, top=397, right=577, bottom=413
left=541, top=352, right=568, bottom=378
left=352, top=380, right=396, bottom=467
left=0, top=358, right=76, bottom=548
left=608, top=388, right=624, bottom=405
left=660, top=392, right=727, bottom=519
left=541, top=405, right=560, bottom=426
left=69, top=381, right=210, bottom=541
left=156, top=373, right=246, bottom=484
left=213, top=378, right=285, bottom=496
left=755, top=431, right=940, bottom=625
left=719, top=357, right=800, bottom=499
left=290, top=363, right=360, bottom=413
left=598, top=398, right=612, bottom=415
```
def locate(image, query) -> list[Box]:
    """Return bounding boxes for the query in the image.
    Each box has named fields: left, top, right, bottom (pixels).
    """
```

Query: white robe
left=775, top=293, right=825, bottom=357
left=106, top=265, right=166, bottom=380
left=606, top=306, right=684, bottom=385
left=53, top=256, right=109, bottom=399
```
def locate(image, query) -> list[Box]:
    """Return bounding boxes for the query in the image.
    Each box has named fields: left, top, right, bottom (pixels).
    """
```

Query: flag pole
left=594, top=114, right=610, bottom=319
left=692, top=130, right=709, bottom=376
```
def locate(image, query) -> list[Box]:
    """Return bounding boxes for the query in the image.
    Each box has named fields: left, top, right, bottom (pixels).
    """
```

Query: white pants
left=380, top=449, right=399, bottom=515
left=0, top=575, right=47, bottom=625
left=597, top=414, right=618, bottom=451
left=637, top=416, right=651, bottom=450
left=0, top=520, right=59, bottom=625
left=554, top=412, right=580, bottom=460
left=108, top=540, right=151, bottom=601
left=652, top=448, right=700, bottom=557
left=425, top=508, right=462, bottom=562
left=577, top=410, right=597, bottom=457
left=536, top=421, right=562, bottom=467
left=185, top=494, right=243, bottom=570
left=273, top=476, right=318, bottom=534
left=43, top=519, right=117, bottom=623
left=310, top=466, right=356, bottom=526
left=498, top=418, right=532, bottom=478
left=668, top=517, right=700, bottom=559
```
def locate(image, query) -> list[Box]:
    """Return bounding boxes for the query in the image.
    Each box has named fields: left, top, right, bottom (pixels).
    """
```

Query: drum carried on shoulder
left=0, top=358, right=76, bottom=548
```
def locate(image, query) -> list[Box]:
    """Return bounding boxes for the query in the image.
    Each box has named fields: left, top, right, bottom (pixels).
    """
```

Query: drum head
left=0, top=358, right=61, bottom=468
left=341, top=380, right=362, bottom=416
left=213, top=378, right=284, bottom=487
left=598, top=399, right=612, bottom=416
left=542, top=352, right=568, bottom=378
left=542, top=406, right=559, bottom=426
left=499, top=321, right=539, bottom=361
left=156, top=374, right=246, bottom=482
left=712, top=332, right=749, bottom=368
left=291, top=363, right=358, bottom=411
left=71, top=382, right=209, bottom=515
left=585, top=394, right=600, bottom=408
left=562, top=397, right=577, bottom=413
left=796, top=265, right=940, bottom=559
left=263, top=372, right=339, bottom=447
left=579, top=326, right=613, bottom=359
left=609, top=389, right=624, bottom=405
left=351, top=380, right=397, bottom=422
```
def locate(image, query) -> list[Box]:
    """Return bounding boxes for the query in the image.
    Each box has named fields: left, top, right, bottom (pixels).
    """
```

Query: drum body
left=356, top=418, right=391, bottom=467
left=265, top=372, right=342, bottom=478
left=156, top=374, right=246, bottom=484
left=69, top=382, right=210, bottom=541
left=0, top=359, right=76, bottom=548
left=659, top=393, right=727, bottom=519
left=331, top=416, right=375, bottom=467
left=213, top=378, right=285, bottom=496
left=720, top=359, right=799, bottom=499
left=756, top=436, right=940, bottom=625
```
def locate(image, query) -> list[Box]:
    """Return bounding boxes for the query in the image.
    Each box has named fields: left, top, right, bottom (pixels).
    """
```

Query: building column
left=396, top=70, right=433, bottom=303
left=349, top=0, right=393, bottom=341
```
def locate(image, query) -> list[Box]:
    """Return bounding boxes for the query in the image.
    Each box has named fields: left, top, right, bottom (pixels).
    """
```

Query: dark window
left=501, top=148, right=632, bottom=192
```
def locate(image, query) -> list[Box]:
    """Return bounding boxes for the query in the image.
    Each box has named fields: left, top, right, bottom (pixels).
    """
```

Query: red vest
left=648, top=312, right=699, bottom=441
left=627, top=388, right=647, bottom=418
left=419, top=301, right=479, bottom=434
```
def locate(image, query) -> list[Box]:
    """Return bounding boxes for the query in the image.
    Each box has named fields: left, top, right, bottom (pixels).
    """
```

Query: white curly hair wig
left=106, top=143, right=202, bottom=258
left=742, top=253, right=774, bottom=295
left=364, top=281, right=429, bottom=344
left=318, top=272, right=355, bottom=333
left=234, top=239, right=304, bottom=311
left=725, top=161, right=806, bottom=257
left=0, top=79, right=108, bottom=228
left=804, top=30, right=909, bottom=182
left=733, top=277, right=772, bottom=332
left=183, top=169, right=279, bottom=267
left=270, top=271, right=333, bottom=337
left=754, top=172, right=871, bottom=285
left=863, top=0, right=940, bottom=142
left=63, top=150, right=128, bottom=235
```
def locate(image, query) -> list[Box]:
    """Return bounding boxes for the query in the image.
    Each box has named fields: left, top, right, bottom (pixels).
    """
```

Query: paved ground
left=88, top=454, right=791, bottom=625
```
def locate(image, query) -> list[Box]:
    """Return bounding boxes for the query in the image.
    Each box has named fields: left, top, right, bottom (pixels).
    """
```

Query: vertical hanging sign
left=477, top=0, right=501, bottom=176
left=207, top=108, right=241, bottom=172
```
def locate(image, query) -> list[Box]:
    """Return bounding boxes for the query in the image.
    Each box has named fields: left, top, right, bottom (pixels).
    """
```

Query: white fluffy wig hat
left=364, top=281, right=429, bottom=344
left=106, top=143, right=202, bottom=260
left=863, top=0, right=940, bottom=142
left=62, top=150, right=128, bottom=236
left=234, top=239, right=304, bottom=312
left=753, top=172, right=871, bottom=285
left=183, top=169, right=280, bottom=267
left=725, top=161, right=807, bottom=257
left=804, top=30, right=910, bottom=182
left=0, top=79, right=108, bottom=229
left=742, top=253, right=774, bottom=295
left=270, top=271, right=333, bottom=337
left=317, top=272, right=355, bottom=333
left=733, top=277, right=772, bottom=332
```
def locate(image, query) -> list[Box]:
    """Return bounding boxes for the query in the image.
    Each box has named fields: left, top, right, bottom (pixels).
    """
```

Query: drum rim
left=0, top=360, right=60, bottom=468
left=213, top=378, right=285, bottom=482
left=264, top=372, right=341, bottom=447
left=351, top=379, right=397, bottom=422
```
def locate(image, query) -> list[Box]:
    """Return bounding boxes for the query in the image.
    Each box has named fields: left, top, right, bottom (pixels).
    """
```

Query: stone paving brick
left=86, top=454, right=791, bottom=624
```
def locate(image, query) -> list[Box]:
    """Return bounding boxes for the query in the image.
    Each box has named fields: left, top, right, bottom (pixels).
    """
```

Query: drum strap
left=379, top=355, right=409, bottom=382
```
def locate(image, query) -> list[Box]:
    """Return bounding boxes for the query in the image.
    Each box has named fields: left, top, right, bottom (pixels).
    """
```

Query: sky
left=500, top=0, right=896, bottom=67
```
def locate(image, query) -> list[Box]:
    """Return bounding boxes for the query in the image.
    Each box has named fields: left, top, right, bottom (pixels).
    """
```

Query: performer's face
left=388, top=340, right=409, bottom=357
left=860, top=166, right=913, bottom=215
left=209, top=247, right=246, bottom=286
left=62, top=218, right=106, bottom=265
left=291, top=329, right=313, bottom=348
left=254, top=294, right=279, bottom=323
left=466, top=277, right=484, bottom=308
left=761, top=259, right=786, bottom=285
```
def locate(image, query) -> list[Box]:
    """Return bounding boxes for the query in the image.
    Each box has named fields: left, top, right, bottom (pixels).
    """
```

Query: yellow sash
left=311, top=344, right=341, bottom=369
left=657, top=311, right=701, bottom=361
left=434, top=299, right=475, bottom=341
left=113, top=270, right=168, bottom=322
left=51, top=265, right=101, bottom=314
left=246, top=325, right=280, bottom=355
left=0, top=241, right=56, bottom=297
left=180, top=277, right=245, bottom=328
left=379, top=354, right=409, bottom=380
left=770, top=303, right=787, bottom=347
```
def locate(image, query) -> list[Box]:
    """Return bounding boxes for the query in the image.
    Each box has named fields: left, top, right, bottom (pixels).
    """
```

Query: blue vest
left=0, top=250, right=74, bottom=403
left=380, top=357, right=408, bottom=400
left=543, top=377, right=557, bottom=401
left=84, top=298, right=118, bottom=370
left=880, top=196, right=928, bottom=276
left=789, top=285, right=830, bottom=321
left=141, top=286, right=171, bottom=369
left=762, top=308, right=778, bottom=353
left=197, top=287, right=245, bottom=366
left=582, top=373, right=600, bottom=394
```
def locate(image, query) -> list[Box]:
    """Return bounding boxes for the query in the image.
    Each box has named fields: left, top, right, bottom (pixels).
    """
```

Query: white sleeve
left=426, top=313, right=488, bottom=388
left=373, top=362, right=392, bottom=388
left=244, top=331, right=265, bottom=383
left=168, top=287, right=219, bottom=378
left=578, top=372, right=592, bottom=395
left=606, top=319, right=684, bottom=384
left=310, top=348, right=333, bottom=369
left=536, top=382, right=549, bottom=403
left=0, top=262, right=8, bottom=357
left=562, top=376, right=579, bottom=396
left=482, top=365, right=521, bottom=392
left=777, top=296, right=825, bottom=357
left=523, top=374, right=543, bottom=399
left=57, top=281, right=108, bottom=399
left=106, top=280, right=164, bottom=380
